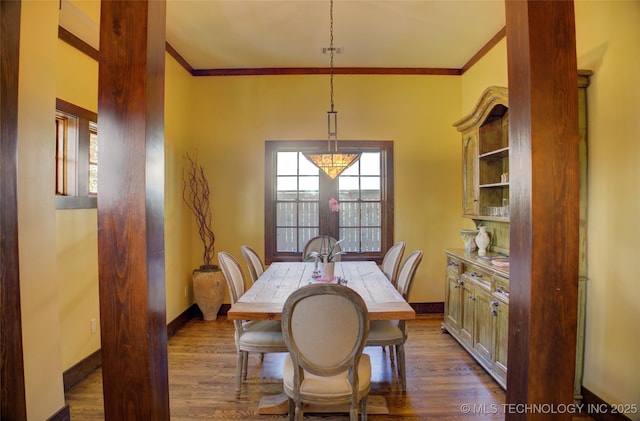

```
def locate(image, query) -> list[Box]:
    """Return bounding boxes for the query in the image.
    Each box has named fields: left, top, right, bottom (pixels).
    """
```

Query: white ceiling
left=60, top=0, right=506, bottom=71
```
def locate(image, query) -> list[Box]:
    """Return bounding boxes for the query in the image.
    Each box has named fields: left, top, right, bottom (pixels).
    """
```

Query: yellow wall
left=164, top=52, right=199, bottom=321
left=18, top=1, right=66, bottom=418
left=188, top=74, right=463, bottom=303
left=461, top=38, right=509, bottom=115
left=575, top=1, right=640, bottom=414
left=55, top=39, right=101, bottom=371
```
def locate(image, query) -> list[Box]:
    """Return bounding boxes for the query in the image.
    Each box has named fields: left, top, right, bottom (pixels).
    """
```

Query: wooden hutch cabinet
left=444, top=74, right=590, bottom=398
left=457, top=87, right=509, bottom=221
left=444, top=250, right=510, bottom=387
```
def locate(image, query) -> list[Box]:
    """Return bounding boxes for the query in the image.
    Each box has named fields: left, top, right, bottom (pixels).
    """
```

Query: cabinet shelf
left=476, top=215, right=509, bottom=222
left=480, top=182, right=509, bottom=188
left=479, top=147, right=509, bottom=159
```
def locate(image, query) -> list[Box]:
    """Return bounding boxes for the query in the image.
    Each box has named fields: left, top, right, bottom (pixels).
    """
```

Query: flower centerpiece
left=306, top=239, right=344, bottom=281
left=183, top=152, right=225, bottom=320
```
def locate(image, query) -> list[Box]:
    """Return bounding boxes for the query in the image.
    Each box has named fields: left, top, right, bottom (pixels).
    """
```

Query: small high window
left=55, top=99, right=98, bottom=209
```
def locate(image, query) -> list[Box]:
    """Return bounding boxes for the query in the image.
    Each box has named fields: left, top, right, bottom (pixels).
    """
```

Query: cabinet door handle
left=455, top=278, right=464, bottom=288
left=470, top=296, right=476, bottom=301
left=490, top=300, right=499, bottom=316
left=448, top=261, right=458, bottom=267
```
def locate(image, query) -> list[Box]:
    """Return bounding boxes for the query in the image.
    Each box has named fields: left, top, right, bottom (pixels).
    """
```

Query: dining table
left=227, top=260, right=415, bottom=321
left=226, top=260, right=416, bottom=415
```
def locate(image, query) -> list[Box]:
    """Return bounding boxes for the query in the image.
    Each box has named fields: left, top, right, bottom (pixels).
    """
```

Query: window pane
left=361, top=176, right=380, bottom=200
left=89, top=128, right=98, bottom=195
left=299, top=176, right=319, bottom=200
left=341, top=162, right=358, bottom=176
left=55, top=117, right=67, bottom=195
left=362, top=202, right=381, bottom=226
left=360, top=152, right=380, bottom=175
left=298, top=202, right=318, bottom=227
left=277, top=176, right=298, bottom=200
left=361, top=227, right=381, bottom=251
left=277, top=152, right=298, bottom=175
left=55, top=113, right=79, bottom=196
left=339, top=202, right=360, bottom=227
left=299, top=228, right=318, bottom=252
left=277, top=228, right=297, bottom=252
left=277, top=202, right=297, bottom=226
left=340, top=228, right=359, bottom=252
left=338, top=176, right=359, bottom=201
left=89, top=164, right=98, bottom=195
left=299, top=153, right=319, bottom=175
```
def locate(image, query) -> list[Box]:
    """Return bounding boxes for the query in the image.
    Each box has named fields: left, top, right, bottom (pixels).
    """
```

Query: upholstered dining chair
left=302, top=235, right=342, bottom=261
left=281, top=283, right=371, bottom=421
left=240, top=245, right=265, bottom=286
left=381, top=241, right=406, bottom=287
left=217, top=251, right=288, bottom=398
left=366, top=250, right=423, bottom=391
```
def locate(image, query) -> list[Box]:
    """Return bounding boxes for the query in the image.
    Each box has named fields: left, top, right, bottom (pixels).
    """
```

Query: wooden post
left=505, top=1, right=580, bottom=419
left=0, top=1, right=28, bottom=418
left=97, top=1, right=169, bottom=419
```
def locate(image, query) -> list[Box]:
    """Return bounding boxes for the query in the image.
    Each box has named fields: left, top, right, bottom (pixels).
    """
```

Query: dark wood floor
left=65, top=315, right=508, bottom=420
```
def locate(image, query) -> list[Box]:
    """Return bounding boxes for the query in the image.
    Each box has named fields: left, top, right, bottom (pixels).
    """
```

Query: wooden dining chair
left=381, top=241, right=406, bottom=287
left=217, top=251, right=288, bottom=398
left=378, top=241, right=406, bottom=357
left=281, top=283, right=371, bottom=421
left=366, top=250, right=423, bottom=391
left=240, top=244, right=265, bottom=286
left=302, top=235, right=342, bottom=261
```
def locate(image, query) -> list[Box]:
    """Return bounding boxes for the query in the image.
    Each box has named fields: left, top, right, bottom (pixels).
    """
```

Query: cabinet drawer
left=446, top=257, right=461, bottom=275
left=493, top=276, right=509, bottom=300
left=461, top=266, right=490, bottom=289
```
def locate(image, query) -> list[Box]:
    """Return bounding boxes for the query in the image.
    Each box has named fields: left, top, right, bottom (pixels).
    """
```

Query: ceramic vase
left=319, top=262, right=335, bottom=281
left=192, top=268, right=226, bottom=320
left=475, top=226, right=490, bottom=256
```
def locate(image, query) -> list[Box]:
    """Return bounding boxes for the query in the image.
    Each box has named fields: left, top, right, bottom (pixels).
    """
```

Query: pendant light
left=304, top=0, right=360, bottom=179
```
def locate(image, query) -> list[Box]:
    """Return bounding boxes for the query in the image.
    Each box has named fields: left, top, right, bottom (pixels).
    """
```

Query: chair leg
left=360, top=396, right=368, bottom=421
left=389, top=346, right=395, bottom=366
left=260, top=352, right=265, bottom=363
left=242, top=351, right=249, bottom=380
left=349, top=403, right=357, bottom=421
left=235, top=351, right=244, bottom=397
left=397, top=343, right=407, bottom=391
left=295, top=400, right=303, bottom=421
left=288, top=398, right=295, bottom=421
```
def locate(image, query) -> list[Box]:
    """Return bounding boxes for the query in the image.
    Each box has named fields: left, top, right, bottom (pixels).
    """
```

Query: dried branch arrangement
left=183, top=152, right=217, bottom=270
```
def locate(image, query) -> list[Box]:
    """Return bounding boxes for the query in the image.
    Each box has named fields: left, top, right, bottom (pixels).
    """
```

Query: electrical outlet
left=90, top=318, right=97, bottom=334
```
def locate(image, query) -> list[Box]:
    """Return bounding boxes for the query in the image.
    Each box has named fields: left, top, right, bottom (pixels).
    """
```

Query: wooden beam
left=97, top=1, right=169, bottom=419
left=0, top=1, right=28, bottom=419
left=505, top=1, right=580, bottom=419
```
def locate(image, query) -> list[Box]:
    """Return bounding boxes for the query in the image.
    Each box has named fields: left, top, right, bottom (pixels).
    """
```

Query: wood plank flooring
left=65, top=315, right=507, bottom=420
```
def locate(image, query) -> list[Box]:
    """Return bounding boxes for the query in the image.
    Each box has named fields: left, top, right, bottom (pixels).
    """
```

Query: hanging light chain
left=329, top=0, right=335, bottom=114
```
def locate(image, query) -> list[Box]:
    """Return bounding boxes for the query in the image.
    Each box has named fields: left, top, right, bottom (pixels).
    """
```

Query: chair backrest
left=381, top=241, right=406, bottom=286
left=396, top=250, right=423, bottom=301
left=281, top=284, right=369, bottom=380
left=217, top=252, right=246, bottom=305
left=302, top=235, right=341, bottom=261
left=240, top=245, right=264, bottom=284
